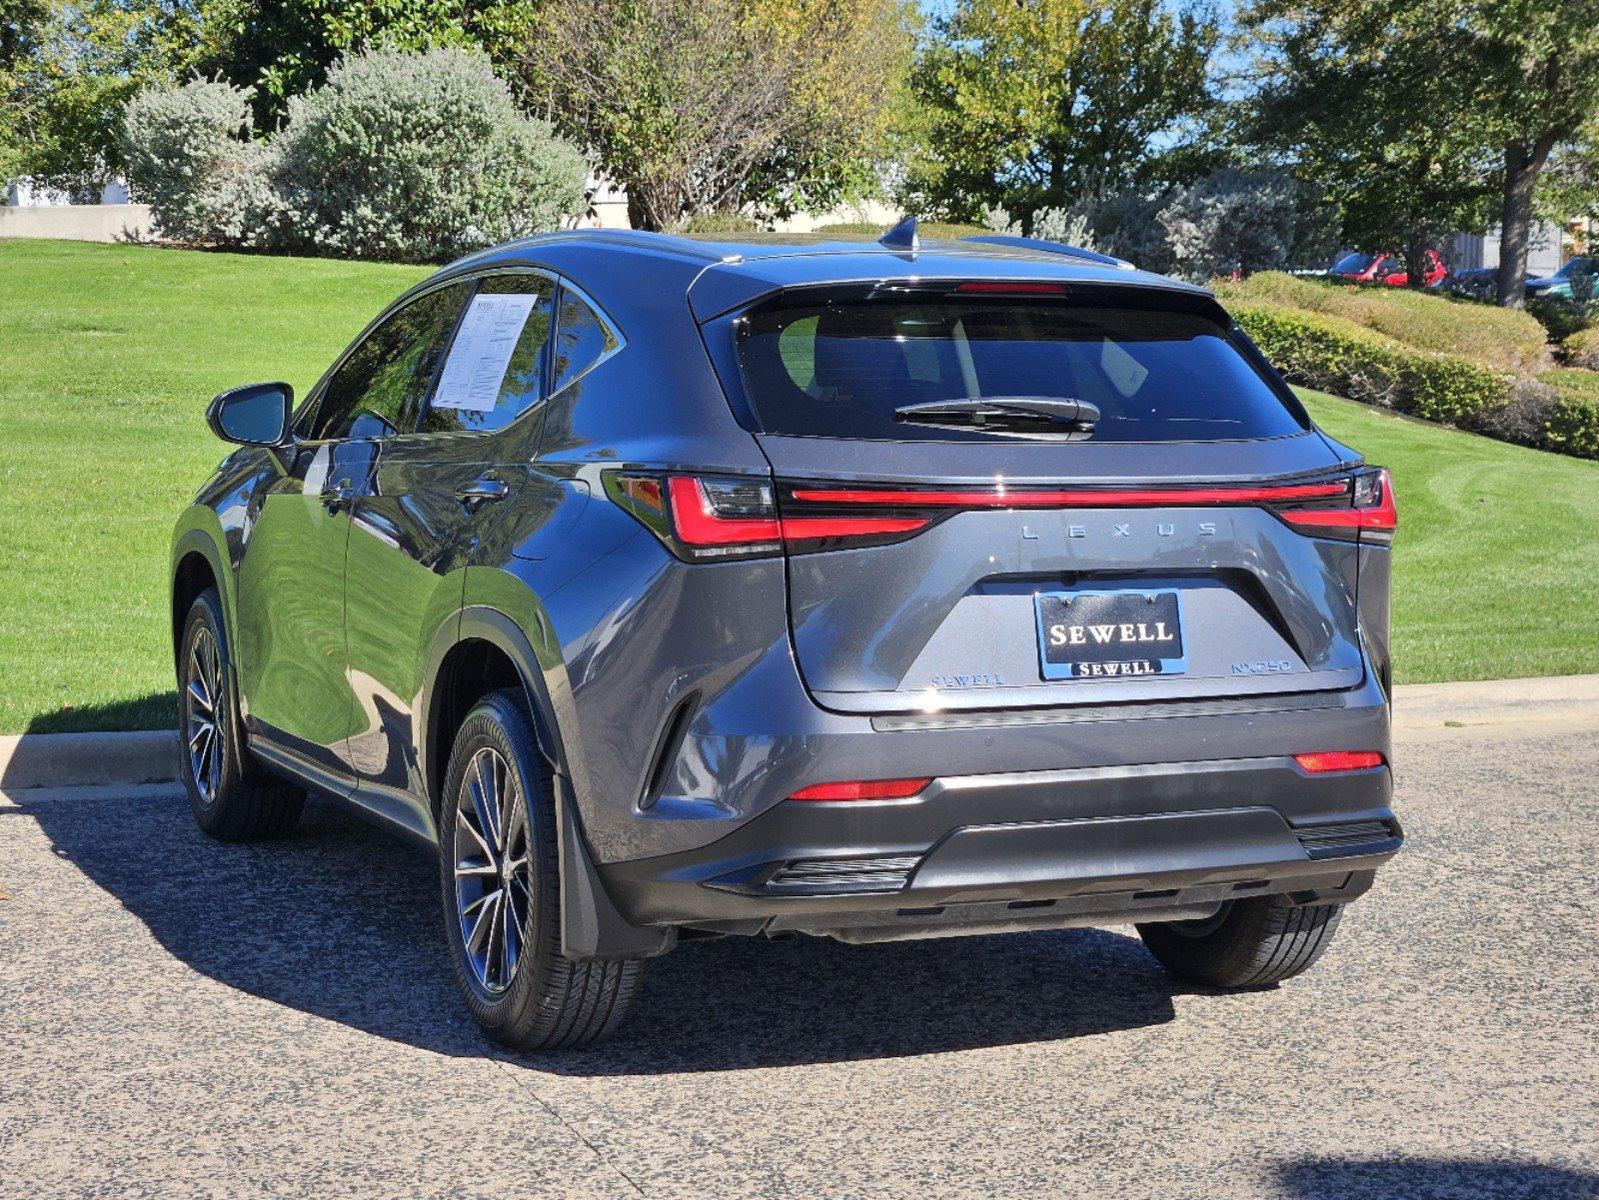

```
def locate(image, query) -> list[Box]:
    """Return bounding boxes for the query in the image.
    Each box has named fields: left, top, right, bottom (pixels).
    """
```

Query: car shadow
left=17, top=690, right=176, bottom=738
left=1275, top=1157, right=1599, bottom=1200
left=21, top=789, right=1183, bottom=1072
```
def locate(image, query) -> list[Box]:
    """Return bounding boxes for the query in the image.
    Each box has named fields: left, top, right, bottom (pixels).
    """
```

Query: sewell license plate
left=1035, top=589, right=1187, bottom=680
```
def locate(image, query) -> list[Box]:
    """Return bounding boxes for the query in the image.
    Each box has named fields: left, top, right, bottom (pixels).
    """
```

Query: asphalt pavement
left=1, top=700, right=1595, bottom=1199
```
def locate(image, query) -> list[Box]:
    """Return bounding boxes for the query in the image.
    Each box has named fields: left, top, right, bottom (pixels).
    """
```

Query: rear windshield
left=733, top=296, right=1308, bottom=442
left=1332, top=252, right=1377, bottom=274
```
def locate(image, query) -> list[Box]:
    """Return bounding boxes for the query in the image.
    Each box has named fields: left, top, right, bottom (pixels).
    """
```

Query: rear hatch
left=699, top=276, right=1379, bottom=715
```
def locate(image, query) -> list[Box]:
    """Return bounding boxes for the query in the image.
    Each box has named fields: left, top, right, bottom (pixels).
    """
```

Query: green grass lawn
left=0, top=240, right=429, bottom=734
left=1, top=239, right=1595, bottom=734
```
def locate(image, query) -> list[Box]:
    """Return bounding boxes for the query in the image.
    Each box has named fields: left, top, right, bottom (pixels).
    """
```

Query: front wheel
left=438, top=689, right=642, bottom=1050
left=177, top=587, right=304, bottom=841
left=1137, top=895, right=1344, bottom=988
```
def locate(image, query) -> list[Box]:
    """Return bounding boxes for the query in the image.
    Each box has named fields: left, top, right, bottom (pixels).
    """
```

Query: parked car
left=1524, top=255, right=1595, bottom=301
left=1329, top=249, right=1446, bottom=288
left=1435, top=266, right=1535, bottom=303
left=172, top=223, right=1402, bottom=1049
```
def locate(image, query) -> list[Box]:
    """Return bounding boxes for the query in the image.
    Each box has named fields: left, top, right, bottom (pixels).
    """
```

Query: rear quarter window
left=734, top=293, right=1310, bottom=442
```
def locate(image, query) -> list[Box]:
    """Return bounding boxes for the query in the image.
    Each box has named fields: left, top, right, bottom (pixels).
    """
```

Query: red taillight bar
left=788, top=777, right=931, bottom=802
left=789, top=482, right=1350, bottom=508
left=666, top=476, right=926, bottom=550
left=617, top=467, right=1395, bottom=561
left=666, top=476, right=781, bottom=546
left=1279, top=468, right=1396, bottom=534
left=1293, top=751, right=1387, bottom=773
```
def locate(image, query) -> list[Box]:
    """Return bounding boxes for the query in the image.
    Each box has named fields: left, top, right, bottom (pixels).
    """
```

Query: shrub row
left=1216, top=272, right=1549, bottom=374
left=1232, top=304, right=1599, bottom=459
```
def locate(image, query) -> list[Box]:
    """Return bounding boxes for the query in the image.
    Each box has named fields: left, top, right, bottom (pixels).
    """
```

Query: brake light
left=788, top=777, right=931, bottom=801
left=1277, top=468, right=1396, bottom=541
left=607, top=472, right=931, bottom=561
left=955, top=281, right=1069, bottom=295
left=1293, top=751, right=1386, bottom=773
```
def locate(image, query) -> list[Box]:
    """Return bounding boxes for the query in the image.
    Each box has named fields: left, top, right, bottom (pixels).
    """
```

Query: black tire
left=177, top=587, right=304, bottom=841
left=1137, top=896, right=1344, bottom=988
left=438, top=689, right=642, bottom=1050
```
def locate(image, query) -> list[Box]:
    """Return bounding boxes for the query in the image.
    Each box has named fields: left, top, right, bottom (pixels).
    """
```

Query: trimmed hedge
left=1232, top=303, right=1599, bottom=460
left=1216, top=272, right=1549, bottom=373
left=1562, top=325, right=1599, bottom=371
left=1538, top=370, right=1599, bottom=459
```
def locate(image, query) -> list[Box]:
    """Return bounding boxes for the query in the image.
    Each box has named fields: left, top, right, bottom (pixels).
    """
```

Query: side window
left=305, top=282, right=471, bottom=441
left=420, top=274, right=554, bottom=435
left=551, top=286, right=619, bottom=394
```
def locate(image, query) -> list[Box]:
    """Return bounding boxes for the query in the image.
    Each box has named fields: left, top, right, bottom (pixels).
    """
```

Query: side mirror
left=207, top=382, right=293, bottom=446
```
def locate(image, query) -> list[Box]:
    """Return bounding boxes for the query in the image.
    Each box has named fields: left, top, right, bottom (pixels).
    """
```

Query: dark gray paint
left=170, top=228, right=1399, bottom=953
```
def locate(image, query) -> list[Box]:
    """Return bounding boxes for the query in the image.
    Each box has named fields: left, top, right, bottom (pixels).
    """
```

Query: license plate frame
left=1034, top=589, right=1188, bottom=681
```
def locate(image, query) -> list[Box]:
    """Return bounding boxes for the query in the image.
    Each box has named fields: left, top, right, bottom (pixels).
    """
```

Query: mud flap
left=554, top=775, right=676, bottom=961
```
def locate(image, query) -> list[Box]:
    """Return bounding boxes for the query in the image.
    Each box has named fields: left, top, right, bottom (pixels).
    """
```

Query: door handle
left=322, top=477, right=357, bottom=512
left=456, top=475, right=510, bottom=512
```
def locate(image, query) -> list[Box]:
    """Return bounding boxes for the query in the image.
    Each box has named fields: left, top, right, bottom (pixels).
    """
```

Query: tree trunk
left=1497, top=139, right=1552, bottom=309
left=1405, top=242, right=1428, bottom=290
left=626, top=188, right=655, bottom=232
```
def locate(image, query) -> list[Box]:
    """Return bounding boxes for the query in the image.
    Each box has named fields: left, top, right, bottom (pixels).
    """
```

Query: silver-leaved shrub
left=122, top=48, right=588, bottom=262
left=121, top=79, right=280, bottom=248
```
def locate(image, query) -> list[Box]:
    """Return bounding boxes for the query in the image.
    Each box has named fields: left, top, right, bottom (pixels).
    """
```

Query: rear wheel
left=177, top=588, right=304, bottom=840
left=1137, top=895, right=1344, bottom=988
left=438, top=689, right=642, bottom=1050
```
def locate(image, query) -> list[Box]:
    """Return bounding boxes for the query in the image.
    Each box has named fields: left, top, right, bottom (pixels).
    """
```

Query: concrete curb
left=1391, top=673, right=1599, bottom=730
left=2, top=674, right=1596, bottom=793
left=0, top=730, right=177, bottom=792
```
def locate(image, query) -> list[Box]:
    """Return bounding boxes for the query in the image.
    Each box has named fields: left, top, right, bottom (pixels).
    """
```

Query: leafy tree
left=0, top=0, right=50, bottom=177
left=207, top=0, right=539, bottom=129
left=1241, top=0, right=1599, bottom=306
left=1240, top=0, right=1500, bottom=288
left=2, top=0, right=225, bottom=196
left=528, top=0, right=912, bottom=229
left=1455, top=0, right=1599, bottom=306
left=910, top=0, right=1219, bottom=224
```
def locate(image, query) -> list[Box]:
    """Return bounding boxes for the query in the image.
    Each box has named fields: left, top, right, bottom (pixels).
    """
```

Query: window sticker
left=1100, top=337, right=1149, bottom=397
left=433, top=293, right=539, bottom=412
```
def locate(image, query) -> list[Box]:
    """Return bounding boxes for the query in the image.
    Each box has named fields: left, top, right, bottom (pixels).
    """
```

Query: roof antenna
left=878, top=215, right=920, bottom=253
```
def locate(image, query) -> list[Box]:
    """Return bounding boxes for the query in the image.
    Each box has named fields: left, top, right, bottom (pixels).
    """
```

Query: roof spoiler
left=961, top=234, right=1134, bottom=270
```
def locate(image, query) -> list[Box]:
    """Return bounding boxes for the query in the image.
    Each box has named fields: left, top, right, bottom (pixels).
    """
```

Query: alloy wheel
left=452, top=747, right=533, bottom=995
left=185, top=627, right=223, bottom=806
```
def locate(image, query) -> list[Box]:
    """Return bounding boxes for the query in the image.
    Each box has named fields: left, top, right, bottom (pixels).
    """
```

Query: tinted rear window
left=1332, top=252, right=1377, bottom=273
left=734, top=297, right=1308, bottom=442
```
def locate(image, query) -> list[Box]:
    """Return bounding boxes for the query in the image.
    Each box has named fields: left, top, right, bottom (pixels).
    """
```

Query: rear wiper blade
left=893, top=396, right=1101, bottom=432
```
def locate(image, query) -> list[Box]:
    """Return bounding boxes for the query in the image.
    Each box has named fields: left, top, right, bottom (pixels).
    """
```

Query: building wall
left=0, top=203, right=153, bottom=242
left=1449, top=223, right=1564, bottom=276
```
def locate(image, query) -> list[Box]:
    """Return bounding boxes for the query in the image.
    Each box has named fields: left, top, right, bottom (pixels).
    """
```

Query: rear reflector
left=1293, top=751, right=1387, bottom=773
left=788, top=777, right=931, bottom=802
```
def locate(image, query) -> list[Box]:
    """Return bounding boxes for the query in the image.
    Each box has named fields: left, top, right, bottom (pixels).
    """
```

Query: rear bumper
left=600, top=754, right=1400, bottom=942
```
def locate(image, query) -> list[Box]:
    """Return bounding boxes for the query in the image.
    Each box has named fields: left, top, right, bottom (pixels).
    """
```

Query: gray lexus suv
left=170, top=222, right=1401, bottom=1049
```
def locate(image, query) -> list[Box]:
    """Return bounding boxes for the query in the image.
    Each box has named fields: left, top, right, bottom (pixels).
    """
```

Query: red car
left=1329, top=250, right=1446, bottom=288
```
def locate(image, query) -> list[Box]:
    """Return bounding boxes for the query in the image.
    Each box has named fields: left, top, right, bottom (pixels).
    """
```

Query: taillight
left=1293, top=751, right=1387, bottom=773
left=788, top=777, right=931, bottom=802
left=607, top=466, right=1396, bottom=560
left=1277, top=468, right=1396, bottom=542
left=606, top=472, right=930, bottom=561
